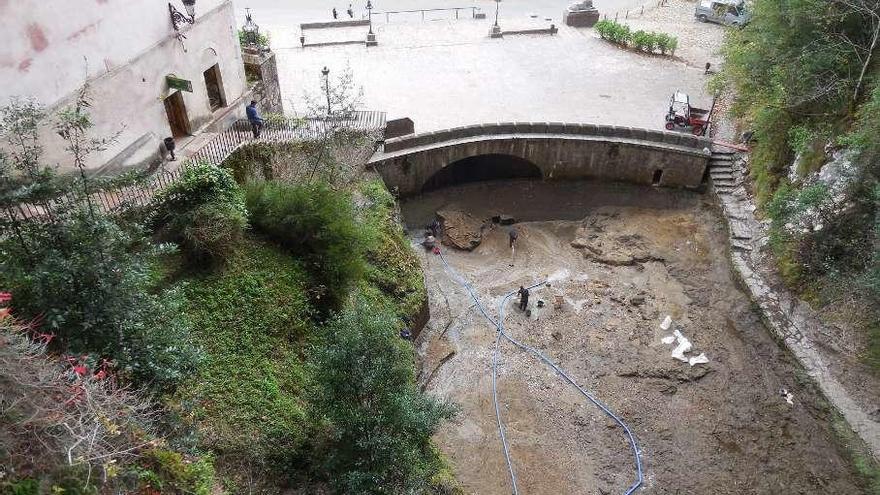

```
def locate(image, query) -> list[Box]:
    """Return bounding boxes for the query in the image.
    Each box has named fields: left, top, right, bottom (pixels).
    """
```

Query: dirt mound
left=438, top=208, right=485, bottom=251
left=571, top=213, right=664, bottom=266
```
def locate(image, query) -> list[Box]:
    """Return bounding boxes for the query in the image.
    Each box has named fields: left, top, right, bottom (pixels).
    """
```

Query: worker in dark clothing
left=508, top=226, right=518, bottom=249
left=428, top=219, right=442, bottom=238
left=347, top=4, right=354, bottom=18
left=332, top=7, right=338, bottom=19
left=518, top=286, right=530, bottom=311
left=246, top=100, right=264, bottom=139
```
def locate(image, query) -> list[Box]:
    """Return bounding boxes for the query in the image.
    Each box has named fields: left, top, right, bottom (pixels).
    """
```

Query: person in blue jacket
left=246, top=100, right=264, bottom=138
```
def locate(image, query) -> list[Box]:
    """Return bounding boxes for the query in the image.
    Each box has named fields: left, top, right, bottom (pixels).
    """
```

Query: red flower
left=0, top=292, right=11, bottom=303
left=73, top=364, right=88, bottom=376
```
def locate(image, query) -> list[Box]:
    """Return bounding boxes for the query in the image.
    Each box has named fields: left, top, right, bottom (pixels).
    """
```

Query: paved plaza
left=239, top=0, right=717, bottom=133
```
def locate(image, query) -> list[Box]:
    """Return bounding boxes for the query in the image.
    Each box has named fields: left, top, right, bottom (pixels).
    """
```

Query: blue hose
left=436, top=249, right=644, bottom=494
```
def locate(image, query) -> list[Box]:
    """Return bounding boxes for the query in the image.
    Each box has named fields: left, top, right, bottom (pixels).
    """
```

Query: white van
left=695, top=0, right=751, bottom=26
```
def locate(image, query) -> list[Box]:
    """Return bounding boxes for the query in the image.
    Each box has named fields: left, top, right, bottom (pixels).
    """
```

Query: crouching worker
left=518, top=285, right=530, bottom=311
left=422, top=233, right=436, bottom=250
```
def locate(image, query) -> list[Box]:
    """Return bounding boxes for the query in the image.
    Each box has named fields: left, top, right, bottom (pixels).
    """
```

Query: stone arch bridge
left=368, top=122, right=712, bottom=197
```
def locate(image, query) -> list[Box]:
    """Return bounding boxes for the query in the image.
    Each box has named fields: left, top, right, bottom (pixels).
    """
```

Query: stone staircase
left=708, top=144, right=880, bottom=460
left=709, top=147, right=756, bottom=252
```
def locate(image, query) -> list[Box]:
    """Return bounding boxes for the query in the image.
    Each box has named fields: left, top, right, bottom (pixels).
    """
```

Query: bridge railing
left=382, top=122, right=710, bottom=154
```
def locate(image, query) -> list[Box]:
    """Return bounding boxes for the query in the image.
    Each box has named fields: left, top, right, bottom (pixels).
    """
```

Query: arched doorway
left=421, top=154, right=542, bottom=193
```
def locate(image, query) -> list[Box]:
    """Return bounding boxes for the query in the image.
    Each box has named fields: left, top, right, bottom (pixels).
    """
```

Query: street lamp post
left=490, top=0, right=503, bottom=38
left=365, top=0, right=378, bottom=46
left=322, top=66, right=331, bottom=116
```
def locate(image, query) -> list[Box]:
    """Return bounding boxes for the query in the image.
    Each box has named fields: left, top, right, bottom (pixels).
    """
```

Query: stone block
left=385, top=118, right=415, bottom=140
left=563, top=8, right=600, bottom=27
left=644, top=129, right=666, bottom=144
left=512, top=121, right=531, bottom=133
left=580, top=123, right=598, bottom=135
left=496, top=122, right=517, bottom=134
left=547, top=122, right=567, bottom=134
left=530, top=122, right=550, bottom=134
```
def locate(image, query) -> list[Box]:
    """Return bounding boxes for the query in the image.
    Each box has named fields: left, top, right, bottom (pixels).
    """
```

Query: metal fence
left=603, top=0, right=670, bottom=22
left=2, top=111, right=387, bottom=221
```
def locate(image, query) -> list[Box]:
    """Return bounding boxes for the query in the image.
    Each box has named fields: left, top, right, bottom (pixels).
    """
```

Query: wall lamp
left=169, top=0, right=197, bottom=32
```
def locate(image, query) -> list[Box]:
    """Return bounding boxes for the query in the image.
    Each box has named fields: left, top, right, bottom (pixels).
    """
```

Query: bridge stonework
left=368, top=122, right=712, bottom=197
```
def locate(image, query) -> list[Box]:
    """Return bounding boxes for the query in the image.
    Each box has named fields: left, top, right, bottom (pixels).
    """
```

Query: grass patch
left=358, top=179, right=426, bottom=321
left=168, top=237, right=313, bottom=480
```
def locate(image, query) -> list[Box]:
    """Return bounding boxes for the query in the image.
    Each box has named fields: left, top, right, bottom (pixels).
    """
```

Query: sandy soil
left=403, top=180, right=868, bottom=494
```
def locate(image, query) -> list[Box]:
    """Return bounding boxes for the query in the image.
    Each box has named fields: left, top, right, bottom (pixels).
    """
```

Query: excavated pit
left=401, top=178, right=867, bottom=494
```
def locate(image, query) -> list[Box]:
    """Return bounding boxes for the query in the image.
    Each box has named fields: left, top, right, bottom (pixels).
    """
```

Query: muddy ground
left=402, top=180, right=868, bottom=494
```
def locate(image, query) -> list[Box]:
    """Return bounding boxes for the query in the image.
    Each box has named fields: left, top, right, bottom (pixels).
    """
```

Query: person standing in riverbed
left=332, top=7, right=338, bottom=19
left=518, top=286, right=530, bottom=312
left=347, top=4, right=354, bottom=18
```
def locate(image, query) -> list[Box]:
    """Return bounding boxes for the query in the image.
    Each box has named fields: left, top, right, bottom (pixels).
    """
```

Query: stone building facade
left=0, top=0, right=252, bottom=173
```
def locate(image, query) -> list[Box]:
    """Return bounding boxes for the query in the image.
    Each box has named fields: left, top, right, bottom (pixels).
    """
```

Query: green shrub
left=594, top=20, right=674, bottom=55
left=245, top=180, right=365, bottom=312
left=631, top=30, right=650, bottom=51
left=153, top=163, right=247, bottom=264
left=595, top=19, right=612, bottom=39
left=140, top=448, right=216, bottom=495
left=656, top=33, right=678, bottom=55
left=3, top=479, right=39, bottom=495
left=0, top=208, right=200, bottom=389
left=309, top=302, right=456, bottom=493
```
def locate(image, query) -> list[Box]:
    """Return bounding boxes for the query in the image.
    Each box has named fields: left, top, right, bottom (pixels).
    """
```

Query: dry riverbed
left=403, top=180, right=868, bottom=494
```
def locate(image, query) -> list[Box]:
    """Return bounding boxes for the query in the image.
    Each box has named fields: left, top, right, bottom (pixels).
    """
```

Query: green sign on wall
left=166, top=76, right=193, bottom=93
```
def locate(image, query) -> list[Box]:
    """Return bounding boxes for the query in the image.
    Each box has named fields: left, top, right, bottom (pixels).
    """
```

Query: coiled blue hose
left=436, top=249, right=644, bottom=494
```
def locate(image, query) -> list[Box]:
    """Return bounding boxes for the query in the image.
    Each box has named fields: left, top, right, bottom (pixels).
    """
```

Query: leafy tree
left=309, top=302, right=456, bottom=493
left=0, top=91, right=200, bottom=389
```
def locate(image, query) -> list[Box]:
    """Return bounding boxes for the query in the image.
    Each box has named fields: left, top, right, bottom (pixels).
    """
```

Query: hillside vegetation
left=0, top=90, right=457, bottom=494
left=717, top=0, right=880, bottom=368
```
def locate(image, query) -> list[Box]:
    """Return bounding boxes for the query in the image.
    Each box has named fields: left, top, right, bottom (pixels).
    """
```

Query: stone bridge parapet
left=370, top=122, right=712, bottom=197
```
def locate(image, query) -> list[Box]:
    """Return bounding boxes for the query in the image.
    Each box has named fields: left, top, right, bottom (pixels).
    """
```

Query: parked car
left=695, top=0, right=751, bottom=26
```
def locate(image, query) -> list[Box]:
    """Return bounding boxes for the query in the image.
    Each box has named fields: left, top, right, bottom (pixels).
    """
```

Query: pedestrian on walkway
left=347, top=4, right=354, bottom=18
left=246, top=100, right=264, bottom=139
left=518, top=286, right=530, bottom=311
left=332, top=7, right=338, bottom=19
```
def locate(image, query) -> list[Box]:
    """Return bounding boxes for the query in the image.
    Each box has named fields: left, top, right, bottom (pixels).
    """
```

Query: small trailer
left=664, top=91, right=714, bottom=136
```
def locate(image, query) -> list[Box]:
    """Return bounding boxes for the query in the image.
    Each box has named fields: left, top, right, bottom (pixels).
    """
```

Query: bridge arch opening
left=421, top=154, right=542, bottom=193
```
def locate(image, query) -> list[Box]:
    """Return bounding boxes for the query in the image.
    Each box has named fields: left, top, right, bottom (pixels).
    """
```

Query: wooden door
left=164, top=91, right=190, bottom=137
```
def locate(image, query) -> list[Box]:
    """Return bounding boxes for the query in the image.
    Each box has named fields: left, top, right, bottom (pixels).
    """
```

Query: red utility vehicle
left=664, top=91, right=714, bottom=136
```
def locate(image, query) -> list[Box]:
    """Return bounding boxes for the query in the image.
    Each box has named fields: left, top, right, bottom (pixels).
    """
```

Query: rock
left=498, top=214, right=516, bottom=225
left=437, top=209, right=485, bottom=251
left=570, top=237, right=589, bottom=249
left=630, top=296, right=646, bottom=306
left=617, top=365, right=713, bottom=383
left=552, top=331, right=563, bottom=341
